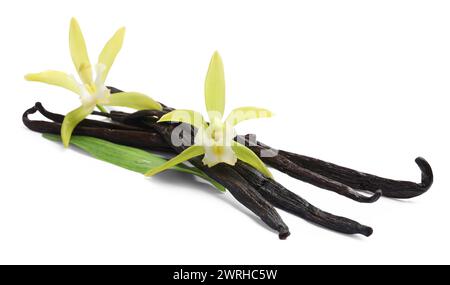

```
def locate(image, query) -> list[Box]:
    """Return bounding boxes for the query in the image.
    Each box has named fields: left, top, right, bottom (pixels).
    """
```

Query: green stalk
left=96, top=104, right=108, bottom=113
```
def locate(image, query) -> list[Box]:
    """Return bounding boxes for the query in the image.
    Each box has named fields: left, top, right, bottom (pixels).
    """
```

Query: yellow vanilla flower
left=25, top=18, right=162, bottom=147
left=145, top=51, right=273, bottom=178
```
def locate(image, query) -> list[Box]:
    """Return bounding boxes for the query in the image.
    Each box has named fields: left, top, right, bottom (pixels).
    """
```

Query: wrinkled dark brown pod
left=22, top=103, right=169, bottom=151
left=234, top=162, right=373, bottom=236
left=33, top=102, right=145, bottom=131
left=240, top=140, right=381, bottom=203
left=278, top=151, right=433, bottom=199
left=242, top=135, right=433, bottom=199
left=195, top=158, right=291, bottom=239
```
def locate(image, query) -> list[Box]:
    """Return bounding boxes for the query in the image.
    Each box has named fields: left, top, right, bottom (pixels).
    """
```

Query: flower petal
left=105, top=92, right=162, bottom=110
left=69, top=18, right=93, bottom=85
left=158, top=110, right=207, bottom=130
left=204, top=51, right=225, bottom=121
left=232, top=141, right=273, bottom=178
left=25, top=70, right=81, bottom=95
left=202, top=145, right=237, bottom=167
left=61, top=104, right=95, bottom=147
left=98, top=27, right=126, bottom=82
left=225, top=106, right=273, bottom=126
left=145, top=145, right=205, bottom=176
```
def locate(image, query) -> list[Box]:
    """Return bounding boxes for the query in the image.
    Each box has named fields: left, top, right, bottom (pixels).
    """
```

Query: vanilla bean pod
left=241, top=136, right=433, bottom=199
left=277, top=151, right=433, bottom=199
left=34, top=102, right=145, bottom=131
left=234, top=162, right=373, bottom=236
left=238, top=139, right=381, bottom=203
left=23, top=103, right=169, bottom=151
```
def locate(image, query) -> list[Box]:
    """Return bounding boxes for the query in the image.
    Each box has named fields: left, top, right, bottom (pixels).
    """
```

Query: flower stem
left=96, top=104, right=108, bottom=113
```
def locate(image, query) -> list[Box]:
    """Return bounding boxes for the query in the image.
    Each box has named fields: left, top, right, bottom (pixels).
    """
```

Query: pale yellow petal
left=202, top=145, right=237, bottom=167
left=105, top=92, right=162, bottom=110
left=204, top=51, right=225, bottom=121
left=145, top=145, right=205, bottom=176
left=25, top=70, right=81, bottom=95
left=225, top=106, right=273, bottom=126
left=69, top=18, right=93, bottom=85
left=61, top=104, right=95, bottom=147
left=158, top=110, right=207, bottom=130
left=98, top=27, right=126, bottom=82
left=232, top=141, right=273, bottom=178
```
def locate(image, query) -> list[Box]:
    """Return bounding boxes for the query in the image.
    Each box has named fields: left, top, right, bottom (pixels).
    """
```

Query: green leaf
left=43, top=134, right=225, bottom=192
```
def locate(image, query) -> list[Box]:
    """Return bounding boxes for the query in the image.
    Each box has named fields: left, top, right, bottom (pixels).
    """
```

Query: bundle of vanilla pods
left=23, top=89, right=433, bottom=239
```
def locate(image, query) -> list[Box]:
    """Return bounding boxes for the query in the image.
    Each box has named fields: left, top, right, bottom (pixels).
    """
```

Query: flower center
left=78, top=64, right=110, bottom=106
left=212, top=145, right=225, bottom=155
left=199, top=122, right=238, bottom=167
left=204, top=120, right=235, bottom=147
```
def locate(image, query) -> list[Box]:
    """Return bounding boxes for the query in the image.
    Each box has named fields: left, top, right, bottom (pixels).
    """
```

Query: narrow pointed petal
left=69, top=18, right=93, bottom=85
left=158, top=109, right=207, bottom=130
left=25, top=70, right=81, bottom=95
left=98, top=27, right=126, bottom=82
left=232, top=141, right=273, bottom=178
left=225, top=106, right=273, bottom=126
left=61, top=104, right=95, bottom=147
left=205, top=51, right=225, bottom=121
left=145, top=145, right=205, bottom=176
left=105, top=92, right=162, bottom=110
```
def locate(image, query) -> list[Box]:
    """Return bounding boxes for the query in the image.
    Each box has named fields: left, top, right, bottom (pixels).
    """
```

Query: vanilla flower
left=25, top=18, right=162, bottom=147
left=145, top=52, right=273, bottom=178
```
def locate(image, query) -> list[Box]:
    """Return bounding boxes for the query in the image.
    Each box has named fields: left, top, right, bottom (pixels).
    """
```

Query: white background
left=0, top=0, right=449, bottom=264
